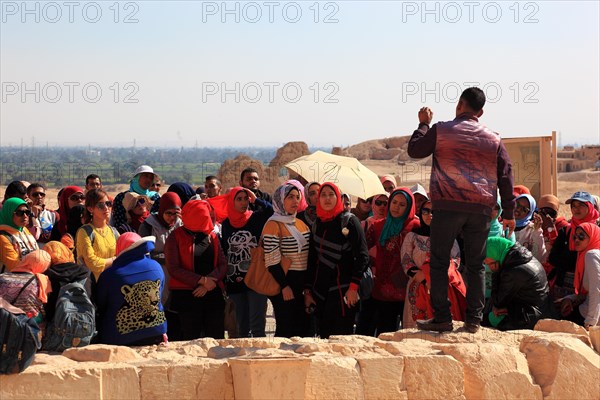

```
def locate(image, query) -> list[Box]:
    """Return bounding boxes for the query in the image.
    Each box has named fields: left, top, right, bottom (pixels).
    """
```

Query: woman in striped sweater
left=263, top=182, right=311, bottom=338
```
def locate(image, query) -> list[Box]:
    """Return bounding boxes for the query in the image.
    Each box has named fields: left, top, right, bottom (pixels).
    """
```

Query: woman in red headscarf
left=365, top=187, right=420, bottom=335
left=556, top=222, right=600, bottom=329
left=548, top=191, right=599, bottom=303
left=50, top=186, right=85, bottom=241
left=216, top=187, right=273, bottom=338
left=139, top=192, right=183, bottom=265
left=164, top=200, right=227, bottom=339
left=304, top=183, right=369, bottom=338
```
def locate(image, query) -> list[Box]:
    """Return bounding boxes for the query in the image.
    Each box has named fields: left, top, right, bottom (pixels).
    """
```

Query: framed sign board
left=503, top=132, right=556, bottom=199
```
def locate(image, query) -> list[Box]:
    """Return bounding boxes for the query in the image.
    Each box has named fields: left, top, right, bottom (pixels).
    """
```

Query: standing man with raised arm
left=240, top=168, right=272, bottom=213
left=408, top=87, right=516, bottom=333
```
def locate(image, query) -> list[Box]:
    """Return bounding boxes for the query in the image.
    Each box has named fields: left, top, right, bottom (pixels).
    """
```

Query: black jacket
left=547, top=226, right=577, bottom=287
left=491, top=244, right=551, bottom=330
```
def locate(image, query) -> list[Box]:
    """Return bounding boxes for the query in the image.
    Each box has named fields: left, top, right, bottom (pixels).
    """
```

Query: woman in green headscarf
left=0, top=197, right=39, bottom=272
left=484, top=197, right=516, bottom=299
left=483, top=236, right=551, bottom=330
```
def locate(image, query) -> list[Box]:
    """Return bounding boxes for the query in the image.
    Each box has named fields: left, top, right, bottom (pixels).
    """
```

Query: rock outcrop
left=1, top=324, right=599, bottom=400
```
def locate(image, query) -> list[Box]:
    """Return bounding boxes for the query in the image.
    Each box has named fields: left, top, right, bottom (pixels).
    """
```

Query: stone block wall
left=1, top=322, right=599, bottom=400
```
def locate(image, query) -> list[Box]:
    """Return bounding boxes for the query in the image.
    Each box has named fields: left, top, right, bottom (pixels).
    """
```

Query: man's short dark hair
left=240, top=168, right=258, bottom=182
left=27, top=183, right=45, bottom=194
left=205, top=175, right=220, bottom=183
left=460, top=87, right=486, bottom=112
left=4, top=181, right=27, bottom=200
left=86, top=174, right=101, bottom=184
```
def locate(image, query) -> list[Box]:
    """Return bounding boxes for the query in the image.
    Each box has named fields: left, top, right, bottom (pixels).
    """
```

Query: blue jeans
left=229, top=290, right=267, bottom=337
left=429, top=210, right=490, bottom=324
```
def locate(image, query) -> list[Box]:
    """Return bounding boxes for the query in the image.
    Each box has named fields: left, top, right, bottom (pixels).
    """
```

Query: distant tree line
left=0, top=146, right=280, bottom=187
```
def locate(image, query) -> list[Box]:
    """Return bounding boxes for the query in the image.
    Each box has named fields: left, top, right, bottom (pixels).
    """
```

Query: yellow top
left=75, top=224, right=117, bottom=280
left=0, top=225, right=38, bottom=272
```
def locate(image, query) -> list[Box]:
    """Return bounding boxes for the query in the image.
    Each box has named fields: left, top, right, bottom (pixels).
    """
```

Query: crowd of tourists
left=1, top=89, right=598, bottom=356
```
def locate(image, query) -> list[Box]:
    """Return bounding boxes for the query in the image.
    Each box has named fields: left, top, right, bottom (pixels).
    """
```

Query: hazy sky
left=1, top=0, right=599, bottom=147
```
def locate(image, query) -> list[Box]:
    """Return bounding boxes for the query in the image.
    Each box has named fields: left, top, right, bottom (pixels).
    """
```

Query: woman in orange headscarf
left=164, top=200, right=227, bottom=339
left=0, top=249, right=52, bottom=329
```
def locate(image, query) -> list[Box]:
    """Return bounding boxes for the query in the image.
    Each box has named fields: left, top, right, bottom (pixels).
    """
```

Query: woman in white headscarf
left=262, top=181, right=311, bottom=337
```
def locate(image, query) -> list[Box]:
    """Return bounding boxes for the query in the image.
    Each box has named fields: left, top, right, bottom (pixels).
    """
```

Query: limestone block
left=100, top=364, right=141, bottom=400
left=0, top=364, right=102, bottom=400
left=0, top=362, right=139, bottom=400
left=435, top=343, right=542, bottom=400
left=207, top=346, right=250, bottom=359
left=137, top=358, right=233, bottom=400
left=520, top=333, right=600, bottom=399
left=374, top=338, right=441, bottom=356
left=589, top=326, right=600, bottom=354
left=356, top=355, right=407, bottom=400
left=62, top=344, right=141, bottom=363
left=30, top=353, right=78, bottom=367
left=217, top=337, right=287, bottom=349
left=388, top=326, right=524, bottom=347
left=403, top=355, right=465, bottom=400
left=229, top=358, right=311, bottom=400
left=304, top=356, right=364, bottom=400
left=534, top=319, right=589, bottom=336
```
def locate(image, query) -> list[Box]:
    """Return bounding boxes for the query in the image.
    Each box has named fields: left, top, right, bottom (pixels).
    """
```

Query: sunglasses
left=14, top=209, right=33, bottom=217
left=69, top=193, right=85, bottom=201
left=516, top=204, right=530, bottom=213
left=573, top=232, right=587, bottom=241
left=421, top=208, right=433, bottom=216
left=374, top=200, right=388, bottom=207
left=96, top=201, right=113, bottom=210
left=136, top=198, right=146, bottom=206
left=539, top=207, right=557, bottom=219
left=31, top=192, right=46, bottom=198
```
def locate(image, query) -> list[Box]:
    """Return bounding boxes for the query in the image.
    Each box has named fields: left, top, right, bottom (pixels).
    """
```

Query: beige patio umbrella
left=285, top=151, right=386, bottom=199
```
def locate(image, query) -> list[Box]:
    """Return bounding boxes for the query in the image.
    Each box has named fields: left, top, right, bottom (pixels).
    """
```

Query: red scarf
left=316, top=182, right=344, bottom=222
left=158, top=192, right=182, bottom=227
left=207, top=187, right=253, bottom=227
left=129, top=209, right=150, bottom=231
left=57, top=186, right=84, bottom=235
left=574, top=222, right=600, bottom=295
left=568, top=202, right=599, bottom=251
left=181, top=200, right=214, bottom=234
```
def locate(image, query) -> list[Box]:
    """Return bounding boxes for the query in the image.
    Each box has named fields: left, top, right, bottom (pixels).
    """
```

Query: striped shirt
left=262, top=220, right=310, bottom=272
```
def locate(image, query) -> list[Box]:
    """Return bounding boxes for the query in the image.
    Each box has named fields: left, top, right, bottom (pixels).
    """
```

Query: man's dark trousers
left=429, top=210, right=491, bottom=323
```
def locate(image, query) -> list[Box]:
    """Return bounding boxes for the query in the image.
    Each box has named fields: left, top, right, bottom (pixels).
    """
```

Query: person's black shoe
left=416, top=318, right=453, bottom=332
left=464, top=322, right=480, bottom=334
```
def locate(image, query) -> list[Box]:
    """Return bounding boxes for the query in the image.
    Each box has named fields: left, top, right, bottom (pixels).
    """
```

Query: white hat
left=410, top=183, right=429, bottom=199
left=133, top=165, right=156, bottom=177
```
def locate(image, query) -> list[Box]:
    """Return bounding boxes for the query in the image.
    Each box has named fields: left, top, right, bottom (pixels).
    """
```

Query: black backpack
left=0, top=296, right=42, bottom=374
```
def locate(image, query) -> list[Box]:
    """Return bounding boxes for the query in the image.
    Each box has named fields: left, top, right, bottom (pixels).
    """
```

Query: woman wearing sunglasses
left=553, top=223, right=600, bottom=329
left=75, top=189, right=119, bottom=281
left=513, top=194, right=547, bottom=263
left=548, top=191, right=599, bottom=306
left=116, top=192, right=152, bottom=234
left=0, top=198, right=39, bottom=272
left=50, top=186, right=85, bottom=242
